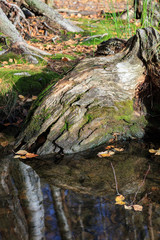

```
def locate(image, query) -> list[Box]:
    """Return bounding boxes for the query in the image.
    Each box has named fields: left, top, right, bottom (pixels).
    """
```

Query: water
left=0, top=141, right=160, bottom=240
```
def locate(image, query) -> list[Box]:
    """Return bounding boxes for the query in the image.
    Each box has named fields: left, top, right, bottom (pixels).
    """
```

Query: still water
left=0, top=141, right=160, bottom=240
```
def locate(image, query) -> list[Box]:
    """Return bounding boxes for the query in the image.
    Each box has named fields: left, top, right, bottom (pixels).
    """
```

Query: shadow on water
left=0, top=141, right=160, bottom=240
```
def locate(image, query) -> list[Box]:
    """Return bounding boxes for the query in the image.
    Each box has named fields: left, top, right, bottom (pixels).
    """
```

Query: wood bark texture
left=25, top=0, right=83, bottom=32
left=15, top=27, right=160, bottom=155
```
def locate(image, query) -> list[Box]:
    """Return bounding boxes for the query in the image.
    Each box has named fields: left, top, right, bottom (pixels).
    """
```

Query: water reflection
left=0, top=156, right=45, bottom=240
left=42, top=183, right=160, bottom=240
left=0, top=141, right=160, bottom=240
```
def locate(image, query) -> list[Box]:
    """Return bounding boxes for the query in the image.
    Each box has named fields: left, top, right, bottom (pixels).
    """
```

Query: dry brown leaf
left=114, top=147, right=124, bottom=152
left=115, top=200, right=126, bottom=205
left=97, top=150, right=115, bottom=158
left=16, top=150, right=28, bottom=155
left=9, top=58, right=13, bottom=63
left=25, top=152, right=38, bottom=158
left=14, top=155, right=21, bottom=158
left=3, top=123, right=11, bottom=126
left=0, top=141, right=9, bottom=147
left=124, top=205, right=132, bottom=210
left=26, top=98, right=33, bottom=103
left=105, top=145, right=114, bottom=150
left=155, top=150, right=160, bottom=155
left=132, top=205, right=143, bottom=211
left=115, top=195, right=125, bottom=202
left=115, top=195, right=126, bottom=205
left=18, top=95, right=26, bottom=101
left=32, top=96, right=37, bottom=100
left=2, top=61, right=8, bottom=65
left=149, top=149, right=157, bottom=153
left=20, top=156, right=27, bottom=159
left=28, top=64, right=35, bottom=69
left=62, top=57, right=70, bottom=62
left=0, top=78, right=2, bottom=83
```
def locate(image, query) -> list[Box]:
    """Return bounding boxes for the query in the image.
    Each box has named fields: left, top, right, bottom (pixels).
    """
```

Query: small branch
left=131, top=165, right=151, bottom=205
left=83, top=33, right=108, bottom=42
left=110, top=161, right=120, bottom=195
left=43, top=22, right=57, bottom=34
left=27, top=44, right=52, bottom=56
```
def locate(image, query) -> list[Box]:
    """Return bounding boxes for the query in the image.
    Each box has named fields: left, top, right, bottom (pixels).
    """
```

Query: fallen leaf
left=115, top=195, right=125, bottom=202
left=62, top=57, right=70, bottom=62
left=32, top=95, right=37, bottom=100
left=115, top=195, right=126, bottom=205
left=115, top=200, right=126, bottom=205
left=25, top=152, right=38, bottom=158
left=97, top=150, right=115, bottom=158
left=132, top=205, right=143, bottom=211
left=155, top=150, right=160, bottom=155
left=105, top=145, right=114, bottom=149
left=9, top=58, right=13, bottom=63
left=0, top=141, right=9, bottom=147
left=16, top=150, right=28, bottom=155
left=2, top=61, right=8, bottom=65
left=114, top=147, right=124, bottom=152
left=149, top=149, right=157, bottom=153
left=0, top=78, right=2, bottom=83
left=3, top=123, right=11, bottom=126
left=20, top=156, right=27, bottom=159
left=18, top=95, right=26, bottom=101
left=26, top=98, right=33, bottom=102
left=14, top=155, right=21, bottom=158
left=124, top=205, right=132, bottom=210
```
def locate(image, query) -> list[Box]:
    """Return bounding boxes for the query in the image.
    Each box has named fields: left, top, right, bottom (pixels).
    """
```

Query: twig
left=43, top=22, right=57, bottom=34
left=110, top=161, right=120, bottom=195
left=83, top=33, right=108, bottom=42
left=131, top=165, right=151, bottom=205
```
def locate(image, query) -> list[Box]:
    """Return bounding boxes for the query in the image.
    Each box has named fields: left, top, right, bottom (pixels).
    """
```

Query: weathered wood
left=15, top=27, right=160, bottom=155
left=25, top=0, right=83, bottom=32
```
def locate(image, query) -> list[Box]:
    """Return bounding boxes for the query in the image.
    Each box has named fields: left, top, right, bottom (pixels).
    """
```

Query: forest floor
left=0, top=0, right=159, bottom=152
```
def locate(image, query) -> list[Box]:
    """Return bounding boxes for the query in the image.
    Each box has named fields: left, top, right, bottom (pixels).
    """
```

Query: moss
left=85, top=114, right=94, bottom=123
left=60, top=120, right=69, bottom=133
left=51, top=53, right=76, bottom=60
left=114, top=100, right=133, bottom=123
left=24, top=108, right=51, bottom=140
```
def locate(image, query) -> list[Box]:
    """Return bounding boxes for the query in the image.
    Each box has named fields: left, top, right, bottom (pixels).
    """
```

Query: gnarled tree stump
left=15, top=27, right=160, bottom=154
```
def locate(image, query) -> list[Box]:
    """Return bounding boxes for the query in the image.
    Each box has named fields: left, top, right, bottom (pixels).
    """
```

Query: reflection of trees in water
left=0, top=154, right=159, bottom=240
left=0, top=157, right=45, bottom=240
left=11, top=159, right=45, bottom=240
left=45, top=186, right=159, bottom=240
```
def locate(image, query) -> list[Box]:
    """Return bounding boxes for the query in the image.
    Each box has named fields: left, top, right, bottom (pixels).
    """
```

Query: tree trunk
left=15, top=27, right=160, bottom=155
left=25, top=0, right=83, bottom=32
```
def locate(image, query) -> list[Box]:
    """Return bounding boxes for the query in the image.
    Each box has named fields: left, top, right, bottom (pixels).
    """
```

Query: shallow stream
left=0, top=141, right=160, bottom=240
